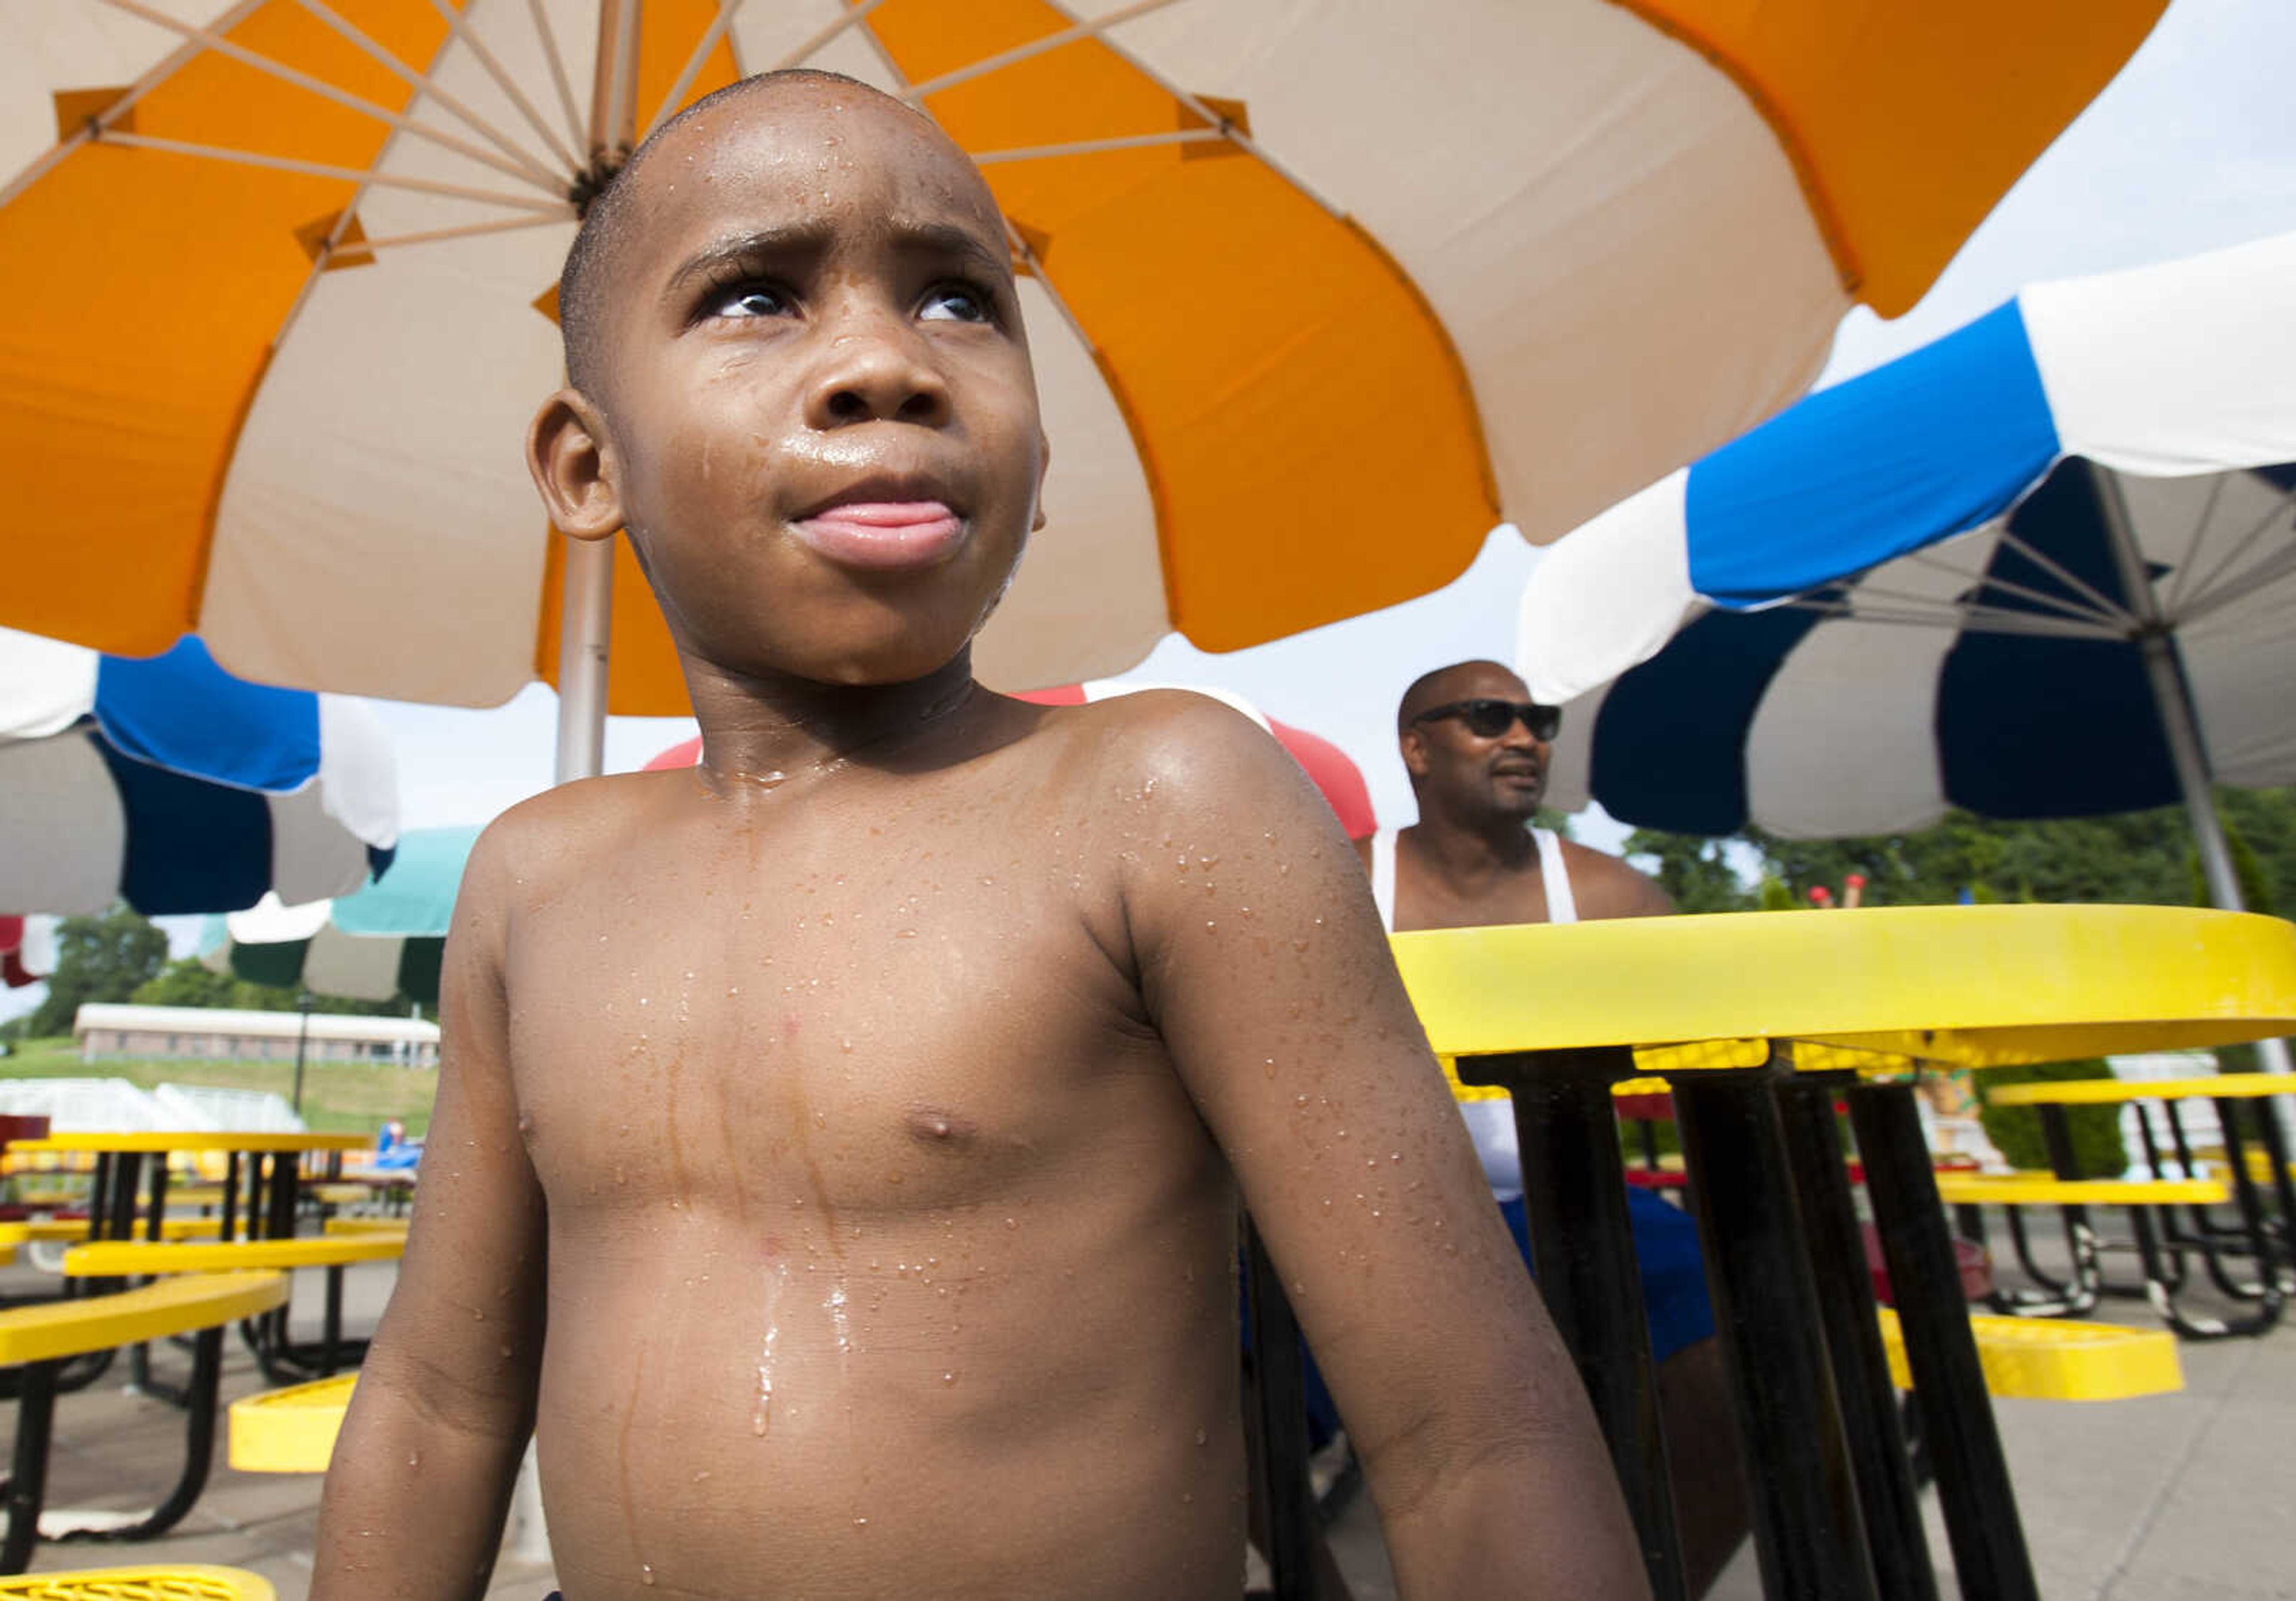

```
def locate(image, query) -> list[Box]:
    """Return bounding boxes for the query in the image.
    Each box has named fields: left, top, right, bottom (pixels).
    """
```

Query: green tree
left=1624, top=830, right=1754, bottom=912
left=129, top=956, right=415, bottom=1019
left=26, top=906, right=169, bottom=1036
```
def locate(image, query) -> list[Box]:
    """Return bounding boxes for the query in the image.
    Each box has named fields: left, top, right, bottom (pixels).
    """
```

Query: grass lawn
left=0, top=1036, right=439, bottom=1138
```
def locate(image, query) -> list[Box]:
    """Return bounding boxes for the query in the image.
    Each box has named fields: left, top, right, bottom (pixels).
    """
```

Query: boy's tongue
left=793, top=500, right=964, bottom=570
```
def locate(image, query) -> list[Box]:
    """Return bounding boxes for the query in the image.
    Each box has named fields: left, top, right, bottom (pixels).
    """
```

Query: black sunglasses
left=1412, top=698, right=1562, bottom=742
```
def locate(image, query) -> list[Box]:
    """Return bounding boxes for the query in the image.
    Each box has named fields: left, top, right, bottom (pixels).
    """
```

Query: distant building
left=73, top=1003, right=439, bottom=1068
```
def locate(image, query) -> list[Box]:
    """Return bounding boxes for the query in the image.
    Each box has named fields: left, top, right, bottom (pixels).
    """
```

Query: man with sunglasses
left=1354, top=658, right=1750, bottom=1596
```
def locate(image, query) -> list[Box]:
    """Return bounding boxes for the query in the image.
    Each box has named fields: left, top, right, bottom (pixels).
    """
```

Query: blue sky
left=12, top=0, right=2296, bottom=1017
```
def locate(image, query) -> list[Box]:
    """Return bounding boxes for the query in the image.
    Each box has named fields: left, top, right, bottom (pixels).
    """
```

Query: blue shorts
left=1288, top=1187, right=1715, bottom=1447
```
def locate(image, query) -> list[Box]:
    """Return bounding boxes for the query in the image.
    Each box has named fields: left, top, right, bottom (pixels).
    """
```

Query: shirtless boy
left=310, top=73, right=1646, bottom=1601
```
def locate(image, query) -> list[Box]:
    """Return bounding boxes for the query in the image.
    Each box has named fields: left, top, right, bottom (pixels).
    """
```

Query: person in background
left=1358, top=658, right=1750, bottom=1596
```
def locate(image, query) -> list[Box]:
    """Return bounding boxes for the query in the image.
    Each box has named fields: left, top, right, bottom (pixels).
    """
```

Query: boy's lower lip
left=790, top=501, right=967, bottom=570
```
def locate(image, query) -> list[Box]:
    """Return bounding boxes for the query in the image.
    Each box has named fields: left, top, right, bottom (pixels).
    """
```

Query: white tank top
left=1370, top=826, right=1576, bottom=1202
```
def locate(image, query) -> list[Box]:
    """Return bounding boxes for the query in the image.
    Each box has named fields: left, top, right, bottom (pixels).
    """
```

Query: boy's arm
left=1116, top=698, right=1650, bottom=1600
left=311, top=823, right=546, bottom=1601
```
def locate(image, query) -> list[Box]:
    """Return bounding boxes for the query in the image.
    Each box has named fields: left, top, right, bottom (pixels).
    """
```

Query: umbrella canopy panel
left=1, top=0, right=2161, bottom=715
left=206, top=823, right=475, bottom=1003
left=0, top=627, right=399, bottom=915
left=1519, top=231, right=2296, bottom=841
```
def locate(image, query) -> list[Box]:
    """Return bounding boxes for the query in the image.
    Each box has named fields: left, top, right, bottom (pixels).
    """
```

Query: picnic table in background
left=1387, top=903, right=2296, bottom=1601
left=6, top=1131, right=395, bottom=1383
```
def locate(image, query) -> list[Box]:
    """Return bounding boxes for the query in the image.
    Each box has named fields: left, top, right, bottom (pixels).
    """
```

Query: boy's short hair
left=555, top=68, right=891, bottom=399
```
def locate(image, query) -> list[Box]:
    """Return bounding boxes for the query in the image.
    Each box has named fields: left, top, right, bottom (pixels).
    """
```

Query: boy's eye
left=919, top=283, right=993, bottom=323
left=712, top=282, right=790, bottom=319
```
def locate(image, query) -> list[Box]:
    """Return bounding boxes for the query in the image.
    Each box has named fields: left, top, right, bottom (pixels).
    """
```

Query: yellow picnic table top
left=1391, top=904, right=2296, bottom=1069
left=10, top=1131, right=368, bottom=1155
left=1986, top=1071, right=2296, bottom=1106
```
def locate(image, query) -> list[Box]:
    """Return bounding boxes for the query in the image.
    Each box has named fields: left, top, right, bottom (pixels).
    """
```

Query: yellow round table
left=1388, top=904, right=2296, bottom=1601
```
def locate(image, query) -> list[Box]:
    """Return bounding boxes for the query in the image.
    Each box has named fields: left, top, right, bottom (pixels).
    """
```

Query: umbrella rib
left=0, top=0, right=269, bottom=212
left=2160, top=473, right=2229, bottom=618
left=95, top=0, right=569, bottom=197
left=525, top=0, right=593, bottom=157
left=767, top=0, right=894, bottom=73
left=1991, top=525, right=2144, bottom=628
left=1005, top=219, right=1100, bottom=355
left=1781, top=595, right=2124, bottom=643
left=2161, top=481, right=2289, bottom=624
left=643, top=0, right=749, bottom=141
left=291, top=0, right=568, bottom=191
left=340, top=210, right=578, bottom=253
left=1896, top=548, right=2130, bottom=627
left=2174, top=519, right=2296, bottom=628
left=1036, top=0, right=1348, bottom=221
left=973, top=129, right=1227, bottom=165
left=97, top=131, right=572, bottom=213
left=901, top=0, right=1187, bottom=101
left=424, top=0, right=585, bottom=173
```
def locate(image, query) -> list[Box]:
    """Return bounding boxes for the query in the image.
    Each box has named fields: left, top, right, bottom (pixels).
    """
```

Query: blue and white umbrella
left=0, top=628, right=398, bottom=915
left=1518, top=231, right=2296, bottom=907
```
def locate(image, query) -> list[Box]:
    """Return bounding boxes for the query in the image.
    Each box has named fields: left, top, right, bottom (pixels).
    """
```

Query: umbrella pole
left=552, top=542, right=613, bottom=784
left=552, top=1, right=645, bottom=788
left=2094, top=465, right=2296, bottom=1117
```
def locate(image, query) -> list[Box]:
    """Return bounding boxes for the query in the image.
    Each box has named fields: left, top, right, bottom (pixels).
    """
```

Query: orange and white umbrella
left=2, top=2, right=2161, bottom=742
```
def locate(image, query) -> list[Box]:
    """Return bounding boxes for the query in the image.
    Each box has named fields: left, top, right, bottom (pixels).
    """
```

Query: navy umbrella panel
left=0, top=629, right=399, bottom=915
left=1521, top=233, right=2296, bottom=875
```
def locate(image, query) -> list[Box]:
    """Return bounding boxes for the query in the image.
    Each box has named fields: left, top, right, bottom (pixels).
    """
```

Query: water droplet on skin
left=1003, top=1217, right=1016, bottom=1229
left=694, top=1469, right=712, bottom=1483
left=1193, top=1428, right=1207, bottom=1446
left=841, top=1038, right=854, bottom=1053
left=1204, top=920, right=1217, bottom=932
left=1261, top=1058, right=1277, bottom=1079
left=1181, top=1491, right=1195, bottom=1504
left=854, top=1517, right=869, bottom=1528
left=942, top=1371, right=956, bottom=1385
left=642, top=1565, right=656, bottom=1586
left=407, top=1451, right=420, bottom=1468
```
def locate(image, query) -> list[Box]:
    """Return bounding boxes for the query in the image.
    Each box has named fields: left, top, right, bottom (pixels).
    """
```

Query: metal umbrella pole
left=552, top=0, right=644, bottom=788
left=2093, top=462, right=2296, bottom=1146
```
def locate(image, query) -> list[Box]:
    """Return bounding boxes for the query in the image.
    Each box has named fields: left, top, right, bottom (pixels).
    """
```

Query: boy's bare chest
left=501, top=817, right=1162, bottom=1217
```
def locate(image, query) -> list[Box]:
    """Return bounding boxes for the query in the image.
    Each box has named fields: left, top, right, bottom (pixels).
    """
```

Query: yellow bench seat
left=1875, top=1307, right=2181, bottom=1401
left=0, top=1273, right=288, bottom=1367
left=1933, top=1173, right=2228, bottom=1207
left=63, top=1236, right=404, bottom=1278
left=229, top=1373, right=358, bottom=1473
left=1985, top=1072, right=2295, bottom=1106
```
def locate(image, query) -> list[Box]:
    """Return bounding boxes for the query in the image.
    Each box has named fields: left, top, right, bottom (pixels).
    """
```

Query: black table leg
left=1243, top=1220, right=1315, bottom=1601
left=220, top=1153, right=240, bottom=1243
left=1461, top=1047, right=1686, bottom=1601
left=1848, top=1081, right=2039, bottom=1601
left=1775, top=1072, right=1938, bottom=1601
left=1672, top=1059, right=1877, bottom=1601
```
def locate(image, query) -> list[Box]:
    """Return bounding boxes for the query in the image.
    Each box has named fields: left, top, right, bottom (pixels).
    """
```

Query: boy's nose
left=805, top=319, right=951, bottom=430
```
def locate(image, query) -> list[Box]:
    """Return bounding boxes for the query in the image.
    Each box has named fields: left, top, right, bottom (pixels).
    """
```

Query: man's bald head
left=1397, top=659, right=1524, bottom=734
left=555, top=69, right=970, bottom=401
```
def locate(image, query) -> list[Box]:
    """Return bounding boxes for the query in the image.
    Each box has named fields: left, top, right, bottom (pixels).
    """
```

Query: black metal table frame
left=73, top=1145, right=366, bottom=1389
left=1455, top=1044, right=2046, bottom=1601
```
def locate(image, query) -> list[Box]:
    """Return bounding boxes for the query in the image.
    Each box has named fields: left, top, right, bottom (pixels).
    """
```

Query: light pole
left=290, top=991, right=315, bottom=1116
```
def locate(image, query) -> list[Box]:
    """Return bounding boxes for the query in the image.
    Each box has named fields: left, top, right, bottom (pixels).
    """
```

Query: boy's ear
left=526, top=388, right=624, bottom=542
